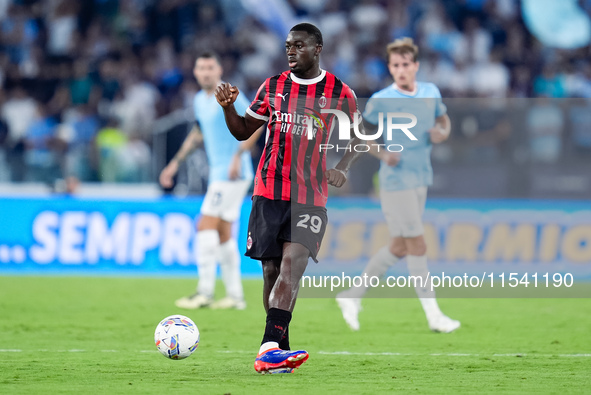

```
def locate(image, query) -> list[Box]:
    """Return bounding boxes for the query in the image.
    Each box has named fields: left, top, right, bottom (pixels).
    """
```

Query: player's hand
left=381, top=152, right=400, bottom=167
left=228, top=154, right=242, bottom=180
left=325, top=168, right=347, bottom=188
left=214, top=82, right=239, bottom=108
left=159, top=161, right=179, bottom=188
left=428, top=126, right=448, bottom=144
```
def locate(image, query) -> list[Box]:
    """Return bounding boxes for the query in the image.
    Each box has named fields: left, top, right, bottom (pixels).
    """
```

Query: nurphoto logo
left=315, top=109, right=418, bottom=152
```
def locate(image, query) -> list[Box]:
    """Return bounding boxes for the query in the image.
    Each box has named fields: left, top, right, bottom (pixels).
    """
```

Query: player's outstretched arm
left=159, top=126, right=203, bottom=188
left=214, top=82, right=264, bottom=141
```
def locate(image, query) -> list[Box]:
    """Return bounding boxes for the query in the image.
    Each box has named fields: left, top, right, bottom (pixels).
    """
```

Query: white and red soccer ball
left=154, top=315, right=200, bottom=360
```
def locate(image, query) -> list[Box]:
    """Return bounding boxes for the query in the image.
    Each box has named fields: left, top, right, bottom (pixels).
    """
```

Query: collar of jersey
left=392, top=83, right=418, bottom=96
left=290, top=69, right=326, bottom=85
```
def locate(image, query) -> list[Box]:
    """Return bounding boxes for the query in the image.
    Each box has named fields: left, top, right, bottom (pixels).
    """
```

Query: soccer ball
left=154, top=315, right=200, bottom=360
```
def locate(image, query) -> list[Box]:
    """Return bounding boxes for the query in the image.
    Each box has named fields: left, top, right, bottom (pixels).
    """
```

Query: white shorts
left=200, top=180, right=251, bottom=222
left=380, top=186, right=427, bottom=238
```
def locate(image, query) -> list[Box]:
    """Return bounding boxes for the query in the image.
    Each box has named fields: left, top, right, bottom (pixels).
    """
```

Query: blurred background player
left=337, top=37, right=460, bottom=333
left=215, top=23, right=363, bottom=374
left=160, top=52, right=261, bottom=310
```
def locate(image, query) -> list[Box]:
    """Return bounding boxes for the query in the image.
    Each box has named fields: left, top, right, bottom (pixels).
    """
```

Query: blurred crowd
left=0, top=0, right=590, bottom=189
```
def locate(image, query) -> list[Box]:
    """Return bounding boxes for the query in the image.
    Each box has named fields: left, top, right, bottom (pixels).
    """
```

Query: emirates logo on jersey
left=274, top=109, right=325, bottom=140
left=319, top=95, right=327, bottom=108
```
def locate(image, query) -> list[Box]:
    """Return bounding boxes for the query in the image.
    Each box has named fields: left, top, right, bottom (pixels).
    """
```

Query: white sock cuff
left=259, top=341, right=279, bottom=354
left=377, top=245, right=398, bottom=262
left=197, top=229, right=220, bottom=241
left=367, top=246, right=399, bottom=274
left=219, top=238, right=237, bottom=252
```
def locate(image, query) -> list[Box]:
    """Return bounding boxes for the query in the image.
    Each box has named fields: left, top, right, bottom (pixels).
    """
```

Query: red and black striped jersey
left=246, top=69, right=360, bottom=207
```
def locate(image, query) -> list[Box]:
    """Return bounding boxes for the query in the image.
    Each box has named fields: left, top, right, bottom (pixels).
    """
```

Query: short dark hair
left=290, top=23, right=323, bottom=46
left=196, top=51, right=221, bottom=64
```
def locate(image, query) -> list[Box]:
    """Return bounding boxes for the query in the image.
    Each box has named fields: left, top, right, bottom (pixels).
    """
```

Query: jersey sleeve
left=246, top=80, right=270, bottom=122
left=432, top=85, right=447, bottom=117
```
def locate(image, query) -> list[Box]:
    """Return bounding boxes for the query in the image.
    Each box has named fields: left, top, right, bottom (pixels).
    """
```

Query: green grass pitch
left=0, top=276, right=589, bottom=394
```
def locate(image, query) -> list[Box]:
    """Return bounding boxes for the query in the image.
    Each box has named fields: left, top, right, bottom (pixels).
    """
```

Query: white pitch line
left=217, top=350, right=250, bottom=354
left=316, top=351, right=591, bottom=358
left=318, top=351, right=412, bottom=356
left=0, top=349, right=590, bottom=358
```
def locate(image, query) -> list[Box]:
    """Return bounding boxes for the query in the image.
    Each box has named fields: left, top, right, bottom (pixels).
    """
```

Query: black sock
left=279, top=326, right=290, bottom=350
left=261, top=308, right=292, bottom=346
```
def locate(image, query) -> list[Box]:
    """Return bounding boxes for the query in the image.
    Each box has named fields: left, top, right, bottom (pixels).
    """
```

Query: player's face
left=285, top=31, right=321, bottom=76
left=388, top=52, right=419, bottom=91
left=194, top=58, right=222, bottom=91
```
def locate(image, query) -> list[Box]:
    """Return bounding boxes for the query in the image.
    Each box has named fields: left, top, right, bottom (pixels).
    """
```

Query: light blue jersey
left=363, top=82, right=447, bottom=191
left=193, top=89, right=254, bottom=183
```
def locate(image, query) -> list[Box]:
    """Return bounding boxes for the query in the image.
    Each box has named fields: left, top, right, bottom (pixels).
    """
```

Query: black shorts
left=245, top=196, right=328, bottom=262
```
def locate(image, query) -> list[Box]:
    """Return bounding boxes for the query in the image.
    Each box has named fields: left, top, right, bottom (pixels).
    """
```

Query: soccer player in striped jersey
left=336, top=37, right=460, bottom=334
left=215, top=23, right=363, bottom=374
